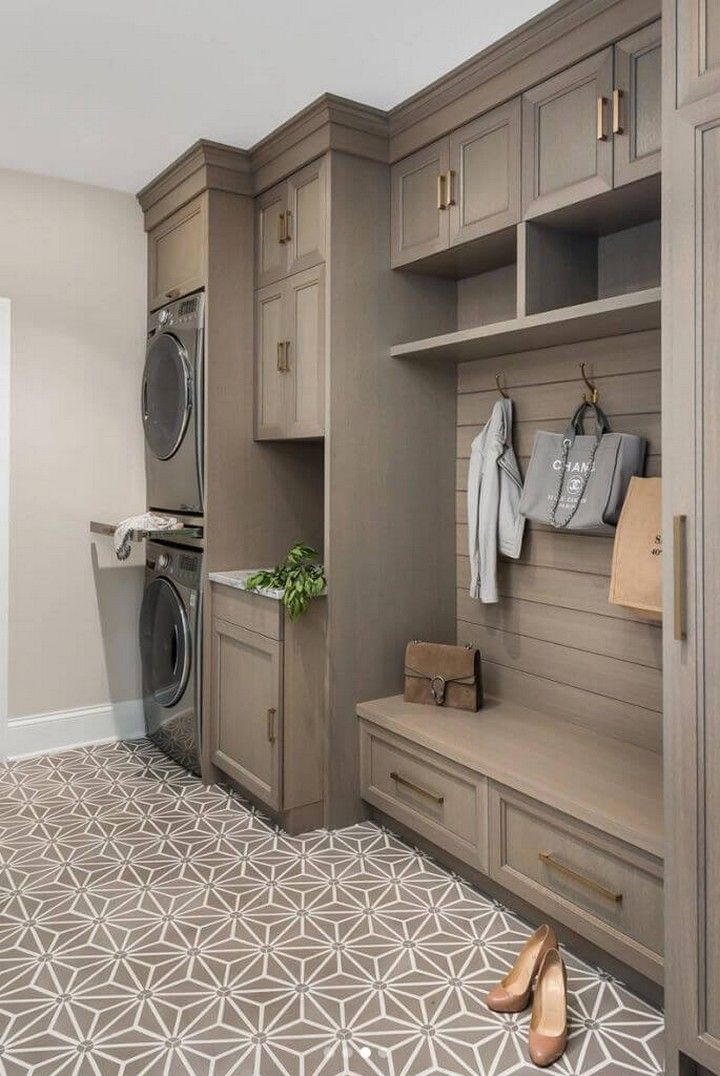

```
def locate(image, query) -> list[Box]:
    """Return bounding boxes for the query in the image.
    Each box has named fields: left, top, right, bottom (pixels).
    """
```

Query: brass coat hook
left=579, top=362, right=599, bottom=404
left=496, top=373, right=509, bottom=399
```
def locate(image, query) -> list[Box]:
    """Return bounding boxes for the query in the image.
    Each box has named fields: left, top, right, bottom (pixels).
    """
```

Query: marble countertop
left=208, top=570, right=284, bottom=601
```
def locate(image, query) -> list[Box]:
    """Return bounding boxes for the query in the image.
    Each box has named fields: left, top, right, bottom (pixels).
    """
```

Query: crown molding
left=249, top=94, right=389, bottom=194
left=137, top=140, right=252, bottom=230
left=389, top=0, right=661, bottom=160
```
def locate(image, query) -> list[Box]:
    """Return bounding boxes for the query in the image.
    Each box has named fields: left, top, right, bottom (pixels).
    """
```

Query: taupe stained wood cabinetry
left=209, top=581, right=326, bottom=834
left=147, top=196, right=207, bottom=311
left=391, top=99, right=521, bottom=267
left=255, top=158, right=326, bottom=288
left=664, top=2, right=720, bottom=1071
left=523, top=31, right=661, bottom=218
left=255, top=264, right=325, bottom=440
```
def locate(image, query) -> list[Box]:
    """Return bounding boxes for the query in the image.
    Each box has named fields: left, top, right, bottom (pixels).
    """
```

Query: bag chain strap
left=549, top=437, right=600, bottom=528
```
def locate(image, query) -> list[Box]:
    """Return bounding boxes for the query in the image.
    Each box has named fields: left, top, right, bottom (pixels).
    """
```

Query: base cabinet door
left=449, top=98, right=521, bottom=246
left=523, top=48, right=614, bottom=218
left=614, top=23, right=662, bottom=187
left=212, top=617, right=282, bottom=810
left=391, top=138, right=450, bottom=267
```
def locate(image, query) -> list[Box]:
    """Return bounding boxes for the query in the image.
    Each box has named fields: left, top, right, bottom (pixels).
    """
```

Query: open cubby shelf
left=391, top=285, right=661, bottom=363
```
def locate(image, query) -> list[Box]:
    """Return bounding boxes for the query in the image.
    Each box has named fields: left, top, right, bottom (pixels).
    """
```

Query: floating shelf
left=391, top=287, right=661, bottom=363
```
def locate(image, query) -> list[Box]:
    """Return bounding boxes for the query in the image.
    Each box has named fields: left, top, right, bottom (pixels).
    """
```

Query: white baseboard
left=5, top=699, right=145, bottom=760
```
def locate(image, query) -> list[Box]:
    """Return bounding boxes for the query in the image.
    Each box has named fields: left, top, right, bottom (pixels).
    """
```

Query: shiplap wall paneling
left=456, top=329, right=661, bottom=754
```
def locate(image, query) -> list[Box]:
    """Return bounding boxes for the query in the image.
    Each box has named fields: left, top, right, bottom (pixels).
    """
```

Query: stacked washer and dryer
left=139, top=292, right=205, bottom=775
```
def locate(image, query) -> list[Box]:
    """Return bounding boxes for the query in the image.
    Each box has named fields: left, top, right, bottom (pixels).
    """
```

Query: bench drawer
left=489, top=784, right=663, bottom=981
left=360, top=722, right=488, bottom=871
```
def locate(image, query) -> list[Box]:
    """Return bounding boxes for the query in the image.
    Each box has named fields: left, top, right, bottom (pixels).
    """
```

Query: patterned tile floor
left=0, top=740, right=664, bottom=1076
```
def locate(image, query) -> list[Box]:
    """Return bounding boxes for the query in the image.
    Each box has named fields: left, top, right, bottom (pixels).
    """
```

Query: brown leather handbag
left=404, top=641, right=483, bottom=711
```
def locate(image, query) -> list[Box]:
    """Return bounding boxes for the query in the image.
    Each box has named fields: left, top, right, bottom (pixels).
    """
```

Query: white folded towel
left=114, top=513, right=181, bottom=561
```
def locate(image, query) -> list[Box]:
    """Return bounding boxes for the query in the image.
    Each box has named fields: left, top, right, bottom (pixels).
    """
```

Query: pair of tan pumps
left=485, top=925, right=568, bottom=1067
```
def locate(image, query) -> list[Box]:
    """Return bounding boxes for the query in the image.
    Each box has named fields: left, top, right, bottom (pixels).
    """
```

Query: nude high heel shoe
left=485, top=924, right=558, bottom=1013
left=528, top=948, right=568, bottom=1067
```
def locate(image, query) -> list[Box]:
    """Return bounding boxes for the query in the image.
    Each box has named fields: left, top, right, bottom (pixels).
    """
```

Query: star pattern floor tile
left=0, top=740, right=664, bottom=1075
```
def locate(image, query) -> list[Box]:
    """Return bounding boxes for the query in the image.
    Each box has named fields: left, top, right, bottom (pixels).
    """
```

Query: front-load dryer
left=140, top=541, right=202, bottom=774
left=143, top=291, right=204, bottom=515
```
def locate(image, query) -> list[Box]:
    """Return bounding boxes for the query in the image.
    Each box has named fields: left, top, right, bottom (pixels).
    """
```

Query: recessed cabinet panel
left=287, top=266, right=325, bottom=439
left=255, top=285, right=286, bottom=439
left=256, top=183, right=288, bottom=289
left=678, top=0, right=720, bottom=104
left=523, top=49, right=614, bottom=219
left=614, top=24, right=662, bottom=187
left=287, top=158, right=326, bottom=276
left=213, top=618, right=282, bottom=811
left=391, top=139, right=450, bottom=266
left=148, top=198, right=206, bottom=311
left=449, top=99, right=521, bottom=246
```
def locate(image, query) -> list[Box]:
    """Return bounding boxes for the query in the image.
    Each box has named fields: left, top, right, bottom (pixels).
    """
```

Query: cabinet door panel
left=148, top=197, right=206, bottom=311
left=391, top=139, right=450, bottom=267
left=449, top=98, right=521, bottom=245
left=256, top=181, right=288, bottom=288
left=287, top=158, right=326, bottom=276
left=523, top=49, right=614, bottom=218
left=614, top=23, right=662, bottom=187
left=255, top=284, right=286, bottom=440
left=286, top=266, right=325, bottom=439
left=678, top=0, right=720, bottom=104
left=212, top=619, right=282, bottom=810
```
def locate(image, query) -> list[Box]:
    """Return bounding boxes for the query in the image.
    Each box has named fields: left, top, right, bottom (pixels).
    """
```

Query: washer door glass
left=140, top=577, right=191, bottom=709
left=142, top=333, right=191, bottom=460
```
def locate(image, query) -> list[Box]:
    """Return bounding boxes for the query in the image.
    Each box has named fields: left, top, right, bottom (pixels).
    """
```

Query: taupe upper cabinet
left=523, top=49, right=614, bottom=218
left=391, top=100, right=521, bottom=267
left=147, top=196, right=207, bottom=311
left=614, top=23, right=662, bottom=187
left=255, top=265, right=325, bottom=441
left=255, top=158, right=327, bottom=288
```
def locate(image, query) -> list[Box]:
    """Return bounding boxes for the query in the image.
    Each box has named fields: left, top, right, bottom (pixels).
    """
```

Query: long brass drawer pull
left=596, top=95, right=607, bottom=141
left=276, top=341, right=285, bottom=372
left=445, top=170, right=456, bottom=207
left=284, top=209, right=292, bottom=242
left=674, top=514, right=687, bottom=641
left=437, top=173, right=447, bottom=211
left=278, top=212, right=286, bottom=244
left=267, top=707, right=276, bottom=744
left=390, top=770, right=444, bottom=805
left=539, top=851, right=622, bottom=903
left=612, top=88, right=623, bottom=135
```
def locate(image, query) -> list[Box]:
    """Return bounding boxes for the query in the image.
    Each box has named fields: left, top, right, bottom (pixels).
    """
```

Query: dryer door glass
left=142, top=333, right=192, bottom=460
left=140, top=577, right=191, bottom=708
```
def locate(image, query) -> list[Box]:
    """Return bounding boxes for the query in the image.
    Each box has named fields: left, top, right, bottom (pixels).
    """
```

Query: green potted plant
left=244, top=543, right=326, bottom=620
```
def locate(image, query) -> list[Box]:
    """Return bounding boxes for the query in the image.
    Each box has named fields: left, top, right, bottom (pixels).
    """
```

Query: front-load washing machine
left=143, top=291, right=204, bottom=515
left=140, top=541, right=202, bottom=773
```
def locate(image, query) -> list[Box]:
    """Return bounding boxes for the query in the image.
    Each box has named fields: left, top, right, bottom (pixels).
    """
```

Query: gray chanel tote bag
left=518, top=401, right=647, bottom=534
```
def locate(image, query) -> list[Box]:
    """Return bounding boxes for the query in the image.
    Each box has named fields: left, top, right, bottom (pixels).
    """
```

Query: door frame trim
left=0, top=299, right=10, bottom=758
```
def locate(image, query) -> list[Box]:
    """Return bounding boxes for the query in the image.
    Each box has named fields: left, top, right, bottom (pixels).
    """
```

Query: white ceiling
left=2, top=0, right=550, bottom=193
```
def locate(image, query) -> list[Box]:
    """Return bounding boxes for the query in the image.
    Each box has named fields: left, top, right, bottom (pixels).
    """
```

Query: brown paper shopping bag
left=609, top=476, right=662, bottom=616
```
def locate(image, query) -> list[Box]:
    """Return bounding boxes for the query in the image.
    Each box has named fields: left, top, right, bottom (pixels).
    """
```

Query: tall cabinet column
left=663, top=2, right=720, bottom=1073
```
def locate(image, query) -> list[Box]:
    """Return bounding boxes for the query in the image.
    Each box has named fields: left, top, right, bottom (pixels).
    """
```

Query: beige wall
left=0, top=168, right=147, bottom=724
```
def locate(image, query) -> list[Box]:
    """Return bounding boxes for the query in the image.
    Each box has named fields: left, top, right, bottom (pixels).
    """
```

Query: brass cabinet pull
left=445, top=170, right=456, bottom=206
left=267, top=707, right=276, bottom=743
left=674, top=514, right=688, bottom=641
left=437, top=173, right=447, bottom=211
left=277, top=212, right=286, bottom=244
left=284, top=209, right=292, bottom=242
left=596, top=96, right=607, bottom=141
left=612, top=88, right=624, bottom=135
left=539, top=851, right=622, bottom=903
left=390, top=770, right=444, bottom=805
left=276, top=341, right=285, bottom=372
left=283, top=340, right=291, bottom=371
